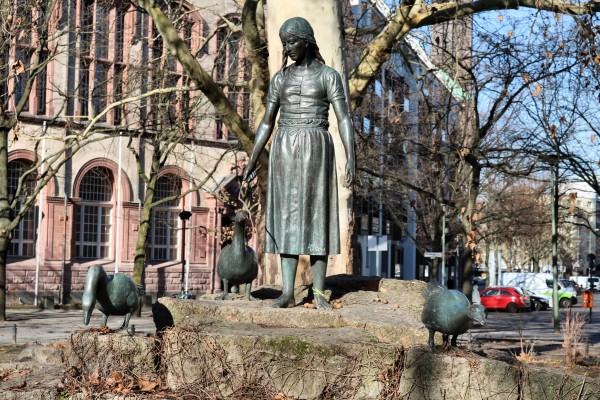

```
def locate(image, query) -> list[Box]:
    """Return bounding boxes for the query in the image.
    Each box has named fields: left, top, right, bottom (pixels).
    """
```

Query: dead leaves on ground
left=78, top=367, right=160, bottom=396
left=303, top=298, right=343, bottom=309
left=0, top=367, right=32, bottom=382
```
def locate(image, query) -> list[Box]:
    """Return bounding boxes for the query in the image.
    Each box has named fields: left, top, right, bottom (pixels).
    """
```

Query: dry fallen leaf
left=88, top=368, right=100, bottom=385
left=12, top=60, right=25, bottom=75
left=0, top=367, right=32, bottom=382
left=138, top=378, right=159, bottom=392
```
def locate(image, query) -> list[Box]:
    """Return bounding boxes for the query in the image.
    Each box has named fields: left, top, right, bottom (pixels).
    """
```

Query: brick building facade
left=5, top=0, right=248, bottom=304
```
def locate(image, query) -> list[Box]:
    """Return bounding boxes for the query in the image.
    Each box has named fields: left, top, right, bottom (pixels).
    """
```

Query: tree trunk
left=265, top=0, right=353, bottom=285
left=0, top=128, right=9, bottom=320
left=132, top=203, right=153, bottom=289
left=132, top=169, right=159, bottom=289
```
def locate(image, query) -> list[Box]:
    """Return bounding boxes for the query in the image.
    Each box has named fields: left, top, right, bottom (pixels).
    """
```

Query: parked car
left=573, top=276, right=599, bottom=292
left=521, top=288, right=550, bottom=311
left=501, top=273, right=577, bottom=307
left=479, top=286, right=530, bottom=313
left=559, top=279, right=580, bottom=294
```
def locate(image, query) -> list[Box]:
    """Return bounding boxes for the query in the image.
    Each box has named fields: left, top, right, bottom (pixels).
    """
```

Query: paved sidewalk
left=0, top=308, right=157, bottom=346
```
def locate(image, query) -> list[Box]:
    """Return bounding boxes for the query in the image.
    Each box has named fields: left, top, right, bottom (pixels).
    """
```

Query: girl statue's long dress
left=265, top=64, right=344, bottom=256
left=244, top=17, right=355, bottom=310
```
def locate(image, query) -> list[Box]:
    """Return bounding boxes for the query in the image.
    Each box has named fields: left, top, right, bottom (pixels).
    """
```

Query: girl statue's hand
left=243, top=161, right=258, bottom=182
left=344, top=159, right=355, bottom=188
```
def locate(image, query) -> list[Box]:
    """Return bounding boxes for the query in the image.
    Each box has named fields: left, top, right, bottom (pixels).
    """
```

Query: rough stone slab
left=0, top=389, right=57, bottom=400
left=15, top=345, right=62, bottom=364
left=64, top=331, right=158, bottom=379
left=156, top=277, right=430, bottom=348
left=161, top=323, right=398, bottom=399
left=523, top=366, right=600, bottom=400
left=399, top=348, right=521, bottom=400
left=61, top=274, right=600, bottom=399
left=0, top=345, right=65, bottom=398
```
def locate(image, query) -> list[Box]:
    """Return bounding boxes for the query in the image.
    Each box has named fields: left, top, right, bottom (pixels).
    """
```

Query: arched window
left=150, top=174, right=182, bottom=261
left=8, top=160, right=37, bottom=257
left=75, top=167, right=113, bottom=259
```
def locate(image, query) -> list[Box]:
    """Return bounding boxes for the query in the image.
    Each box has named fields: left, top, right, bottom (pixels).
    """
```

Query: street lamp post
left=550, top=159, right=560, bottom=332
left=441, top=205, right=446, bottom=287
left=539, top=154, right=561, bottom=332
left=589, top=228, right=598, bottom=257
left=179, top=210, right=192, bottom=297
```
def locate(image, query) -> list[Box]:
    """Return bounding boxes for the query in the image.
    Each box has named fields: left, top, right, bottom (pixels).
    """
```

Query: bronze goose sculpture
left=421, top=281, right=486, bottom=351
left=217, top=211, right=258, bottom=300
left=82, top=265, right=139, bottom=330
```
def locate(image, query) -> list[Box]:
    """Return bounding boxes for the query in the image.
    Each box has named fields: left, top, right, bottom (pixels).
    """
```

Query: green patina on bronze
left=217, top=211, right=259, bottom=301
left=421, top=281, right=486, bottom=351
left=82, top=265, right=139, bottom=330
left=243, top=17, right=355, bottom=310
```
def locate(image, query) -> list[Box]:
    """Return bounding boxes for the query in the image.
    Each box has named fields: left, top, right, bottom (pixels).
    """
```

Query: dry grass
left=561, top=309, right=587, bottom=367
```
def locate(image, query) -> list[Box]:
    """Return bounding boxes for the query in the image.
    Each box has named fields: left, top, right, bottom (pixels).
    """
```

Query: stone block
left=65, top=331, right=158, bottom=380
left=16, top=345, right=63, bottom=364
left=161, top=324, right=397, bottom=399
left=522, top=365, right=600, bottom=400
left=64, top=277, right=600, bottom=399
left=398, top=348, right=521, bottom=400
left=0, top=389, right=58, bottom=400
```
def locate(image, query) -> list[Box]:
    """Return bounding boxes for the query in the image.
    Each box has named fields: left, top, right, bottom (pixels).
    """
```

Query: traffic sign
left=424, top=252, right=442, bottom=258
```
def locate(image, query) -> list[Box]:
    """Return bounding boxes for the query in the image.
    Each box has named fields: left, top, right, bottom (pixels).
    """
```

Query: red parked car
left=479, top=286, right=529, bottom=313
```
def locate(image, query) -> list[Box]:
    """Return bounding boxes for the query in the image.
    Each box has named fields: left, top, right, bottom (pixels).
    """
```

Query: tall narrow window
left=14, top=48, right=30, bottom=112
left=75, top=167, right=113, bottom=259
left=79, top=59, right=90, bottom=118
left=150, top=174, right=182, bottom=261
left=7, top=160, right=37, bottom=257
left=113, top=65, right=123, bottom=125
left=92, top=62, right=108, bottom=119
left=78, top=0, right=131, bottom=124
left=35, top=51, right=47, bottom=115
left=14, top=0, right=31, bottom=112
left=214, top=19, right=249, bottom=140
left=136, top=5, right=204, bottom=131
left=10, top=0, right=47, bottom=115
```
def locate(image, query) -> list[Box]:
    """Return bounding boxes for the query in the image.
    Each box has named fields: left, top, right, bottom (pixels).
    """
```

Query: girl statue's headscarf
left=279, top=17, right=317, bottom=45
left=278, top=17, right=325, bottom=68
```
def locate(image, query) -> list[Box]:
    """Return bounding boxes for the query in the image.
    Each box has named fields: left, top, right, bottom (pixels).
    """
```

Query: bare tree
left=134, top=0, right=600, bottom=294
left=0, top=0, right=78, bottom=320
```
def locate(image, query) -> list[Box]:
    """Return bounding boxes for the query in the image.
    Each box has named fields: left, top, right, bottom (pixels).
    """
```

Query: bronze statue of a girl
left=243, top=17, right=355, bottom=310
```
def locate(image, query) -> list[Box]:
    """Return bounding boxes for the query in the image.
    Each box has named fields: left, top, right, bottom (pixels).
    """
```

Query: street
left=468, top=295, right=600, bottom=355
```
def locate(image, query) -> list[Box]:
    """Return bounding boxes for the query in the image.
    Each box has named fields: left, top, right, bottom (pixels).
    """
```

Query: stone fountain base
left=62, top=276, right=600, bottom=399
